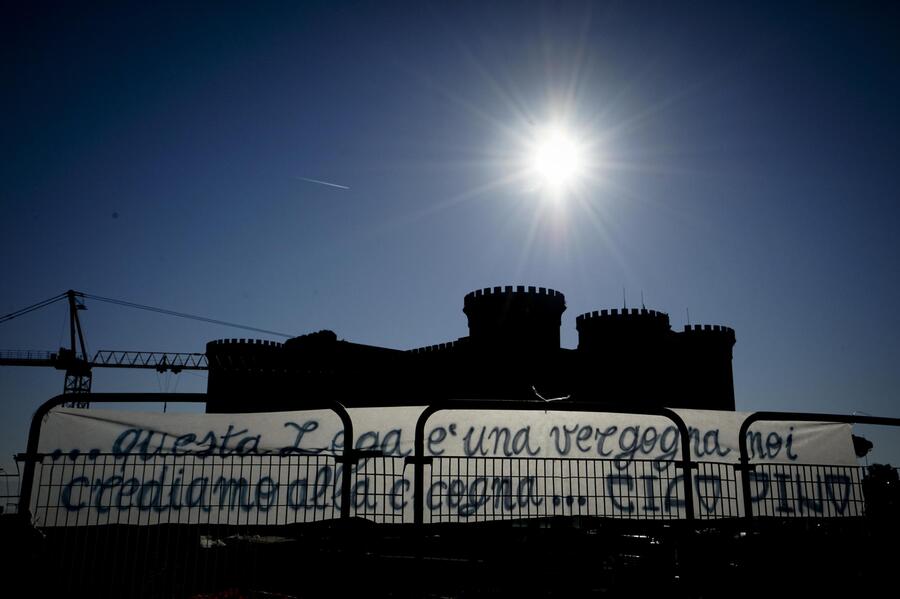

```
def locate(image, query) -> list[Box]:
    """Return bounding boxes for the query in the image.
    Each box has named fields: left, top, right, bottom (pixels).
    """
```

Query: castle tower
left=205, top=338, right=287, bottom=411
left=573, top=309, right=736, bottom=409
left=675, top=324, right=737, bottom=410
left=575, top=308, right=672, bottom=352
left=463, top=285, right=566, bottom=353
left=574, top=308, right=673, bottom=401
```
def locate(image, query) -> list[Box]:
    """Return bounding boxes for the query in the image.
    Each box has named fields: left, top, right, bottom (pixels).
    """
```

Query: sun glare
left=526, top=124, right=587, bottom=199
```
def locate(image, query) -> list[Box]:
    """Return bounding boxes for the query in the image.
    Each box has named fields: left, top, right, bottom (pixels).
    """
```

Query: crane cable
left=80, top=293, right=294, bottom=338
left=0, top=293, right=68, bottom=323
left=1, top=291, right=295, bottom=338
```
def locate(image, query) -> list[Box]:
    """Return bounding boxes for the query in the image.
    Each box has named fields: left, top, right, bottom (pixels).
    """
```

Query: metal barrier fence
left=347, top=453, right=411, bottom=523
left=408, top=400, right=697, bottom=524
left=27, top=452, right=351, bottom=598
left=22, top=454, right=891, bottom=525
left=18, top=393, right=364, bottom=525
left=17, top=395, right=900, bottom=524
left=738, top=411, right=900, bottom=519
left=31, top=452, right=344, bottom=527
left=13, top=393, right=364, bottom=598
left=0, top=464, right=19, bottom=514
left=8, top=394, right=900, bottom=597
left=423, top=456, right=690, bottom=522
left=745, top=463, right=866, bottom=517
left=695, top=461, right=742, bottom=519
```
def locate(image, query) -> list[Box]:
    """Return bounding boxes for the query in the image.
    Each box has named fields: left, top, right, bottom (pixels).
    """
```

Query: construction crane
left=0, top=290, right=290, bottom=408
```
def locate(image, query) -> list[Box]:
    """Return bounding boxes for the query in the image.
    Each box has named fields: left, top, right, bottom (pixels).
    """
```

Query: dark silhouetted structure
left=206, top=285, right=736, bottom=412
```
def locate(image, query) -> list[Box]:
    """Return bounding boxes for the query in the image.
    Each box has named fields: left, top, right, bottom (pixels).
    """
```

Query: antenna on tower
left=641, top=291, right=646, bottom=310
left=623, top=288, right=627, bottom=310
left=686, top=308, right=691, bottom=326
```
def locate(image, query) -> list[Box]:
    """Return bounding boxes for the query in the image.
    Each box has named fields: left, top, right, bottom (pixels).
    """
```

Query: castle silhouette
left=206, top=285, right=736, bottom=412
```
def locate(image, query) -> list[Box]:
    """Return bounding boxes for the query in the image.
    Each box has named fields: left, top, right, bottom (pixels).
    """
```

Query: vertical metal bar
left=338, top=415, right=354, bottom=521
left=67, top=290, right=77, bottom=360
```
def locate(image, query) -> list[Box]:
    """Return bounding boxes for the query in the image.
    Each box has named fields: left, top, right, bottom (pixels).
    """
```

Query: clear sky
left=2, top=1, right=900, bottom=472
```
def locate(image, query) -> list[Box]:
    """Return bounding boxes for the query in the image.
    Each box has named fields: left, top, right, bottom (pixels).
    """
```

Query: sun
left=525, top=124, right=587, bottom=199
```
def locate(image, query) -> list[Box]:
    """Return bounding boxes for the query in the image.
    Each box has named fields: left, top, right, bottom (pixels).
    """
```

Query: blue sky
left=2, top=1, right=900, bottom=470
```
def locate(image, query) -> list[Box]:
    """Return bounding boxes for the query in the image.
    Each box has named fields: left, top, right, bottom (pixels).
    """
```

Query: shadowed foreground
left=3, top=514, right=897, bottom=598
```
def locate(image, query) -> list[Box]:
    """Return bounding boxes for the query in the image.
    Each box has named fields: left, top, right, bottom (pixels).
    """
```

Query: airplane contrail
left=294, top=176, right=350, bottom=190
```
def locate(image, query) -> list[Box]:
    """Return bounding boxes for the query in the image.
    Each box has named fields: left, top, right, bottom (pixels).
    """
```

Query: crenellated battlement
left=682, top=324, right=736, bottom=341
left=207, top=338, right=283, bottom=348
left=576, top=308, right=671, bottom=326
left=408, top=337, right=471, bottom=354
left=462, top=285, right=566, bottom=352
left=576, top=307, right=672, bottom=352
left=464, top=285, right=565, bottom=307
left=205, top=337, right=286, bottom=374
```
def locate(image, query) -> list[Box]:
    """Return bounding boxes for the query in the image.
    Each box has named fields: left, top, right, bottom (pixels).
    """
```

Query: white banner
left=31, top=405, right=861, bottom=525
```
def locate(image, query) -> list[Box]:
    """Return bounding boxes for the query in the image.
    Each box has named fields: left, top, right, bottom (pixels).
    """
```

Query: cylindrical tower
left=463, top=285, right=566, bottom=353
left=205, top=338, right=286, bottom=412
left=675, top=324, right=737, bottom=410
left=573, top=308, right=673, bottom=402
left=576, top=308, right=671, bottom=351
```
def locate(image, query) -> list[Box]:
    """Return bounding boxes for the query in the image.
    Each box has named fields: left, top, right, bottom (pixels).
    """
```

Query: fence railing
left=15, top=394, right=900, bottom=526
left=0, top=465, right=19, bottom=514
left=408, top=399, right=696, bottom=523
left=738, top=411, right=900, bottom=519
left=18, top=393, right=358, bottom=522
left=24, top=455, right=891, bottom=527
left=8, top=394, right=900, bottom=598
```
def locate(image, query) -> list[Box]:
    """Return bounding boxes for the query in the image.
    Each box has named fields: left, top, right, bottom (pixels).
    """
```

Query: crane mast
left=0, top=290, right=209, bottom=408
